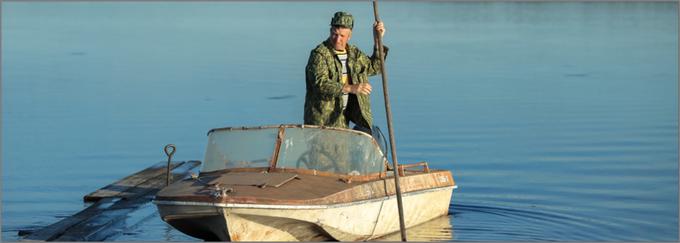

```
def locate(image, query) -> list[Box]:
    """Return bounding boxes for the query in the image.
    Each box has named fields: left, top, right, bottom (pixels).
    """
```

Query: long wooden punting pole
left=372, top=1, right=407, bottom=241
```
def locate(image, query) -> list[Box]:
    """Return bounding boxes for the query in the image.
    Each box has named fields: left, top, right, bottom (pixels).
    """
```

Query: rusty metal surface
left=155, top=170, right=455, bottom=206
left=268, top=127, right=286, bottom=172
left=398, top=161, right=430, bottom=176
left=207, top=172, right=298, bottom=188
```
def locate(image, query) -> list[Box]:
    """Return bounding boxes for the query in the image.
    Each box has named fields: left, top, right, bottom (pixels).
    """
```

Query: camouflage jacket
left=304, top=39, right=388, bottom=129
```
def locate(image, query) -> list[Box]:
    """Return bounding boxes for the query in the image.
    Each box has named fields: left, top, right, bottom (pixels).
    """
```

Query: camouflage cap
left=330, top=11, right=353, bottom=29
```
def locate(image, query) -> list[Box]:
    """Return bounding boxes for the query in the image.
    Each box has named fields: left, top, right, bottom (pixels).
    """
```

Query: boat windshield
left=203, top=128, right=278, bottom=172
left=202, top=125, right=386, bottom=175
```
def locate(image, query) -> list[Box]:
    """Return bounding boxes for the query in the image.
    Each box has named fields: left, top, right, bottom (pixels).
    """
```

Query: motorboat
left=154, top=124, right=456, bottom=241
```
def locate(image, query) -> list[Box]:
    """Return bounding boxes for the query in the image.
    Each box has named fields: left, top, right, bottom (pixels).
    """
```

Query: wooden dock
left=20, top=160, right=201, bottom=241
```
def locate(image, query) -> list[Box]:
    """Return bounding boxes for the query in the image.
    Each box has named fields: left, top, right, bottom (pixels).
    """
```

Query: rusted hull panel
left=156, top=185, right=454, bottom=241
left=155, top=170, right=455, bottom=205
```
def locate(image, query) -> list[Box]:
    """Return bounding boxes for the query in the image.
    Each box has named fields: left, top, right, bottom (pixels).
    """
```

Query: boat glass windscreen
left=276, top=127, right=385, bottom=175
left=203, top=128, right=278, bottom=172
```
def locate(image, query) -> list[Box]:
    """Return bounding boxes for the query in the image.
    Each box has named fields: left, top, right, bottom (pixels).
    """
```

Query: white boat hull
left=156, top=186, right=455, bottom=241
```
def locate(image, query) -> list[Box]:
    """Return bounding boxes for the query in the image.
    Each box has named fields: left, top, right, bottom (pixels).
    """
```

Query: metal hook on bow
left=164, top=144, right=176, bottom=186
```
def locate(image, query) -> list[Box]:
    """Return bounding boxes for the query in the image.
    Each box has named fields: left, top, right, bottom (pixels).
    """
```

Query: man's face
left=329, top=27, right=352, bottom=51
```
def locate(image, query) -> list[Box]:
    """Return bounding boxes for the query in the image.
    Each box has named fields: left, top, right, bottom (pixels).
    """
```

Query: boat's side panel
left=370, top=186, right=453, bottom=239
left=320, top=170, right=454, bottom=205
left=221, top=186, right=454, bottom=241
left=222, top=210, right=332, bottom=241
left=225, top=197, right=384, bottom=241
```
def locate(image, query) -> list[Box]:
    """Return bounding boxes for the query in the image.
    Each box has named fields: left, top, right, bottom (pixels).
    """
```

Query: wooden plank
left=21, top=160, right=201, bottom=241
left=56, top=161, right=201, bottom=241
left=83, top=161, right=186, bottom=202
left=22, top=198, right=117, bottom=241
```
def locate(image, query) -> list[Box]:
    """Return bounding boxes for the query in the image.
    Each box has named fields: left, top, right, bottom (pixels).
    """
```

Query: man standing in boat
left=304, top=11, right=387, bottom=134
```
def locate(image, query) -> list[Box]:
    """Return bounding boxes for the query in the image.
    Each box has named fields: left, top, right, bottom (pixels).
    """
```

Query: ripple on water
left=450, top=203, right=619, bottom=241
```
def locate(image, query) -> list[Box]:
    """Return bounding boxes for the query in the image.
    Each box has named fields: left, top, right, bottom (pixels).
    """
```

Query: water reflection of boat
left=153, top=124, right=457, bottom=241
left=376, top=215, right=454, bottom=241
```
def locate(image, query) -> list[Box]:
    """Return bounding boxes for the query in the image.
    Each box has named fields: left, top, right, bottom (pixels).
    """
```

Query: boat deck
left=155, top=169, right=454, bottom=205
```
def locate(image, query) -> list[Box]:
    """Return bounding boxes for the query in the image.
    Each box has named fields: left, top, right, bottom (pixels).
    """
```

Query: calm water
left=2, top=2, right=678, bottom=241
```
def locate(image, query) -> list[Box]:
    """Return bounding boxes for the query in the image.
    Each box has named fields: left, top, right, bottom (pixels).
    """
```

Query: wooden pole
left=372, top=1, right=407, bottom=241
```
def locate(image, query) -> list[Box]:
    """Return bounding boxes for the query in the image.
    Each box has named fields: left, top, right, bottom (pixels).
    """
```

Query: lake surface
left=2, top=1, right=678, bottom=241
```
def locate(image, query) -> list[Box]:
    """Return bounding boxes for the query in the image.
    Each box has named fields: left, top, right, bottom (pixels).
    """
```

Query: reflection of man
left=309, top=131, right=350, bottom=173
left=304, top=11, right=387, bottom=133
